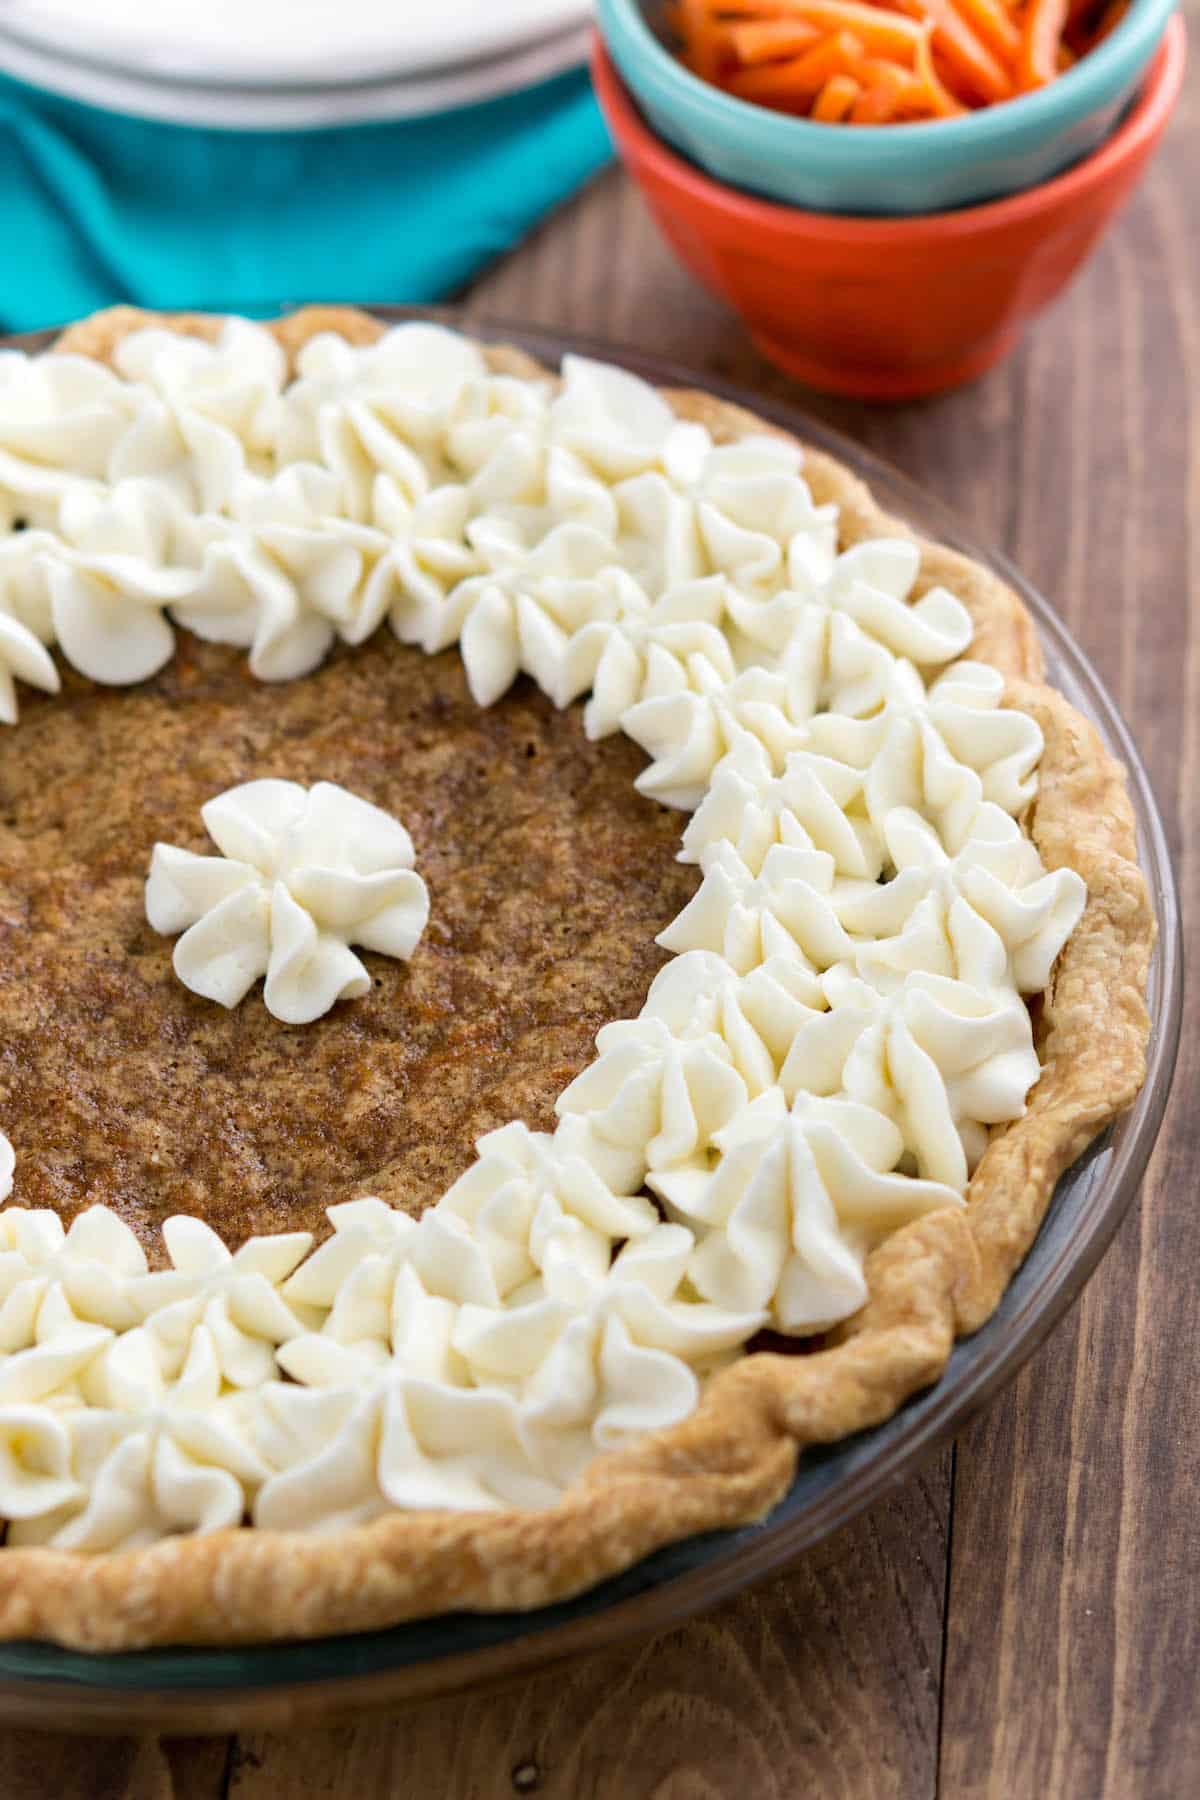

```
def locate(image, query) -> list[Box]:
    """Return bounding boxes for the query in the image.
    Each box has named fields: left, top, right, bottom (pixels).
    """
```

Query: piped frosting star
left=145, top=778, right=429, bottom=1024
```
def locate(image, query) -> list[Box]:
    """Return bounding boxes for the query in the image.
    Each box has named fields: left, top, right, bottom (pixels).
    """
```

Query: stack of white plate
left=0, top=0, right=593, bottom=128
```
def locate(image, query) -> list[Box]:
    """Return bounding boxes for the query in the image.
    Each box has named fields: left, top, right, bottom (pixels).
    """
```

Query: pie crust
left=0, top=307, right=1154, bottom=1649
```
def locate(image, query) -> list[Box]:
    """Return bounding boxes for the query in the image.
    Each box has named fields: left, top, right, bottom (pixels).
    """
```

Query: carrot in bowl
left=727, top=30, right=867, bottom=101
left=729, top=18, right=823, bottom=58
left=811, top=70, right=863, bottom=115
left=850, top=62, right=912, bottom=119
left=913, top=21, right=969, bottom=111
left=1017, top=0, right=1071, bottom=85
left=767, top=1, right=927, bottom=58
left=887, top=0, right=1015, bottom=104
left=667, top=0, right=1113, bottom=123
left=955, top=0, right=1023, bottom=61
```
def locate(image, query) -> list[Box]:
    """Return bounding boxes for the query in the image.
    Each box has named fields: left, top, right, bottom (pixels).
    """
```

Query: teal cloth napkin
left=0, top=65, right=611, bottom=334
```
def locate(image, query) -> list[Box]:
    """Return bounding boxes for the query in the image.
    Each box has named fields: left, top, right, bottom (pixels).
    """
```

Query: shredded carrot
left=761, top=1, right=926, bottom=58
left=955, top=0, right=1023, bottom=61
left=850, top=61, right=914, bottom=119
left=849, top=60, right=928, bottom=117
left=673, top=0, right=724, bottom=81
left=887, top=0, right=1016, bottom=104
left=914, top=22, right=968, bottom=112
left=727, top=31, right=867, bottom=102
left=1017, top=0, right=1070, bottom=87
left=865, top=54, right=951, bottom=113
left=729, top=20, right=822, bottom=62
left=666, top=0, right=1115, bottom=124
left=811, top=71, right=863, bottom=117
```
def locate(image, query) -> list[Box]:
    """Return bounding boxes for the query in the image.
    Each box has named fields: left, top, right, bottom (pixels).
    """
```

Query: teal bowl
left=596, top=0, right=1178, bottom=214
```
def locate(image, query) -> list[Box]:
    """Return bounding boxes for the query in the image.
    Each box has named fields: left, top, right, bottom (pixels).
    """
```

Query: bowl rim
left=592, top=14, right=1186, bottom=236
left=599, top=0, right=1178, bottom=155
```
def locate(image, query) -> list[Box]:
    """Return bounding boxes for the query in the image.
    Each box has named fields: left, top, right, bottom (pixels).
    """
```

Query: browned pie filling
left=0, top=629, right=698, bottom=1250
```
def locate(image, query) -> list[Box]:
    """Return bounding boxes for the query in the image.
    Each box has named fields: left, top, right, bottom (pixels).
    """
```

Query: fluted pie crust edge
left=0, top=306, right=1154, bottom=1650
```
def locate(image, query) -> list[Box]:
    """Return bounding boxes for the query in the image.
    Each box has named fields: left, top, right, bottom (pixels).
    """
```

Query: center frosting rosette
left=145, top=778, right=430, bottom=1024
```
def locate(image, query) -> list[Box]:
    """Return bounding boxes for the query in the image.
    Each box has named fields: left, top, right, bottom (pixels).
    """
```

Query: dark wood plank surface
left=2, top=14, right=1196, bottom=1793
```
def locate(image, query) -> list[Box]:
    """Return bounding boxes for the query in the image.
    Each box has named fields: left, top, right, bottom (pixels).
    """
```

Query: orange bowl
left=591, top=18, right=1187, bottom=399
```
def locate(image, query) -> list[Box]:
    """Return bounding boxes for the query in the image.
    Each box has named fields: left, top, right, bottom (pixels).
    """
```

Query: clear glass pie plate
left=0, top=316, right=1181, bottom=1732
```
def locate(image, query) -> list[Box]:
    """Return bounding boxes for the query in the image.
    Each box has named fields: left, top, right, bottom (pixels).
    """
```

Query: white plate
left=0, top=0, right=592, bottom=87
left=0, top=19, right=593, bottom=129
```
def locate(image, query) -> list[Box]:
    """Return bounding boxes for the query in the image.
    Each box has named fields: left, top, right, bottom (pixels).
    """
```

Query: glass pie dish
left=0, top=316, right=1181, bottom=1732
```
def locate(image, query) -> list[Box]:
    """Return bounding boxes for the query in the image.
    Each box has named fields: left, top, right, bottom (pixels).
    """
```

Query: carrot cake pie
left=0, top=307, right=1153, bottom=1648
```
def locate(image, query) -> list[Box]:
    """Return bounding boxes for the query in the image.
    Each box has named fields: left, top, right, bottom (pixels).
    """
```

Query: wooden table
left=5, top=20, right=1197, bottom=1795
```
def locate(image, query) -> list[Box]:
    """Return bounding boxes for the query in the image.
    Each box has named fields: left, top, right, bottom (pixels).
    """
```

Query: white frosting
left=659, top=840, right=853, bottom=974
left=639, top=950, right=825, bottom=1096
left=0, top=325, right=1089, bottom=1545
left=0, top=1205, right=146, bottom=1352
left=126, top=1214, right=314, bottom=1388
left=0, top=351, right=137, bottom=527
left=681, top=747, right=881, bottom=880
left=172, top=465, right=399, bottom=681
left=782, top=966, right=1039, bottom=1187
left=622, top=666, right=813, bottom=811
left=275, top=323, right=493, bottom=518
left=562, top=575, right=737, bottom=739
left=452, top=523, right=624, bottom=710
left=113, top=319, right=286, bottom=470
left=659, top=1094, right=962, bottom=1333
left=146, top=778, right=430, bottom=1023
left=548, top=355, right=710, bottom=487
left=6, top=1327, right=269, bottom=1550
left=0, top=488, right=186, bottom=693
left=556, top=1016, right=749, bottom=1190
left=610, top=436, right=837, bottom=600
left=0, top=589, right=58, bottom=724
left=96, top=322, right=281, bottom=522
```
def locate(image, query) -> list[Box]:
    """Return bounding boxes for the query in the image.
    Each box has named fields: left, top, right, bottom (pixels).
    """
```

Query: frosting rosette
left=145, top=778, right=430, bottom=1024
left=0, top=1205, right=146, bottom=1352
left=0, top=481, right=197, bottom=695
left=638, top=949, right=825, bottom=1096
left=681, top=745, right=882, bottom=880
left=171, top=464, right=403, bottom=681
left=654, top=1091, right=962, bottom=1332
left=5, top=1325, right=269, bottom=1550
left=274, top=322, right=492, bottom=511
left=782, top=964, right=1040, bottom=1187
left=547, top=354, right=711, bottom=487
left=559, top=574, right=738, bottom=739
left=127, top=1214, right=315, bottom=1389
left=444, top=522, right=627, bottom=710
left=98, top=319, right=285, bottom=519
left=555, top=1014, right=749, bottom=1188
left=0, top=350, right=137, bottom=528
left=622, top=665, right=815, bottom=810
left=658, top=839, right=854, bottom=974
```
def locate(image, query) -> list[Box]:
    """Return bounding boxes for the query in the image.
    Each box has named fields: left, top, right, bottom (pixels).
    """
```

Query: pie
left=0, top=306, right=1154, bottom=1650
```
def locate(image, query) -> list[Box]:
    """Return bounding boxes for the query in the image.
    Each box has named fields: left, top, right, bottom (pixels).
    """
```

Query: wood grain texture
left=230, top=1473, right=947, bottom=1800
left=2, top=11, right=1196, bottom=1790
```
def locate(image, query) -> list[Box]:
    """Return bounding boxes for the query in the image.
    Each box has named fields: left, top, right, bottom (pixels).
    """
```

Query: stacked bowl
left=594, top=0, right=1184, bottom=396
